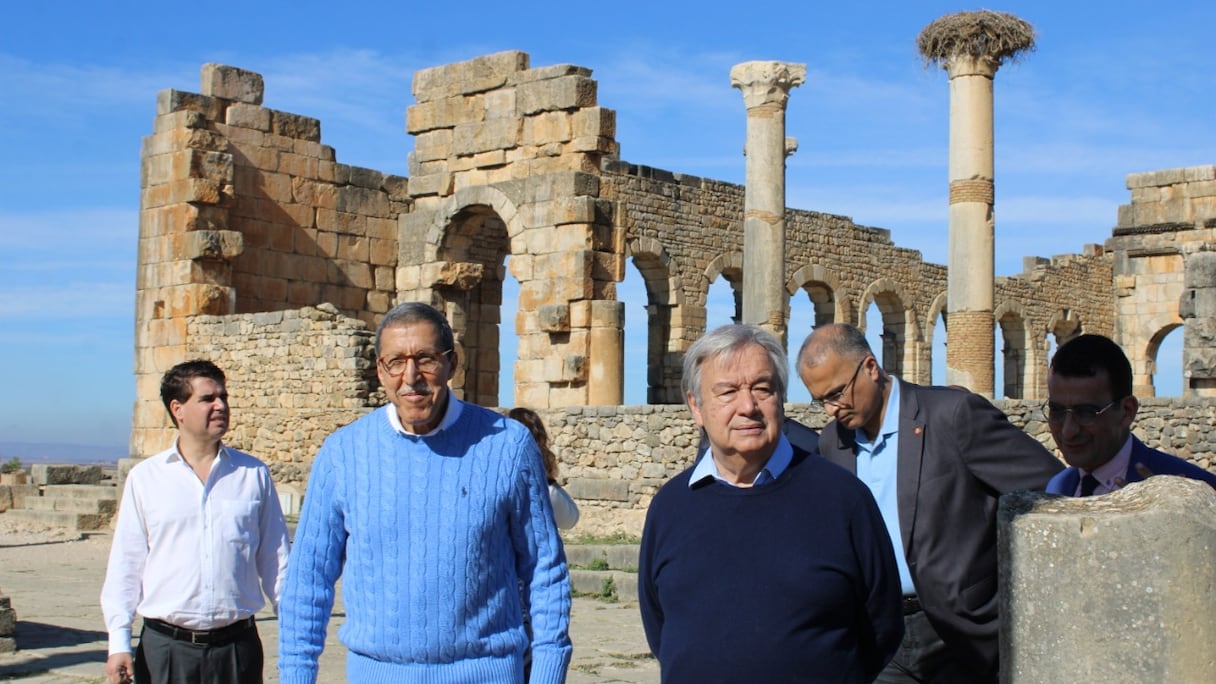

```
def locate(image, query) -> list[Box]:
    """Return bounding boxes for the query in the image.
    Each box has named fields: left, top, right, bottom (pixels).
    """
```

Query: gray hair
left=796, top=323, right=872, bottom=369
left=682, top=324, right=787, bottom=405
left=375, top=302, right=455, bottom=356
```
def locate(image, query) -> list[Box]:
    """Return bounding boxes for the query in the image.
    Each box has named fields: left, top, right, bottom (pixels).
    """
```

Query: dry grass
left=917, top=9, right=1036, bottom=68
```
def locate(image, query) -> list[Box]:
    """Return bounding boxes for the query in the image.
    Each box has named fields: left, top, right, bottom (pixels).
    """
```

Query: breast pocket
left=216, top=499, right=259, bottom=552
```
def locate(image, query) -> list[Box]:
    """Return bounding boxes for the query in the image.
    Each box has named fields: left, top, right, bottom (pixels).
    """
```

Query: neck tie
left=1080, top=474, right=1100, bottom=497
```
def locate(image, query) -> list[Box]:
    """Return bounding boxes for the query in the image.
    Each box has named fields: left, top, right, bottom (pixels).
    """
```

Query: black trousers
left=133, top=621, right=263, bottom=684
left=875, top=608, right=996, bottom=684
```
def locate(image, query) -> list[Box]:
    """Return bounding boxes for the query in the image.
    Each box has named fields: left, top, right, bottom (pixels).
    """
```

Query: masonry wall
left=133, top=64, right=408, bottom=457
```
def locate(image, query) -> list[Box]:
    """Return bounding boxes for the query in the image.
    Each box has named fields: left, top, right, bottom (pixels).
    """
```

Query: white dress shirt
left=100, top=442, right=291, bottom=655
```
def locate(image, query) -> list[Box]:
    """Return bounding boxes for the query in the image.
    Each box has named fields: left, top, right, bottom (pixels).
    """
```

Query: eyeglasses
left=378, top=350, right=451, bottom=377
left=813, top=357, right=867, bottom=409
left=1042, top=399, right=1119, bottom=427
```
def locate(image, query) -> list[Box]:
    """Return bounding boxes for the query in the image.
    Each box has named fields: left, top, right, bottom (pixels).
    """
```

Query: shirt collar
left=855, top=376, right=900, bottom=451
left=167, top=440, right=229, bottom=464
left=688, top=433, right=793, bottom=488
left=384, top=391, right=463, bottom=436
left=1082, top=434, right=1134, bottom=492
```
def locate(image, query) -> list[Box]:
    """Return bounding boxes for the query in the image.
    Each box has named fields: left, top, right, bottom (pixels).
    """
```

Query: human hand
left=106, top=653, right=134, bottom=684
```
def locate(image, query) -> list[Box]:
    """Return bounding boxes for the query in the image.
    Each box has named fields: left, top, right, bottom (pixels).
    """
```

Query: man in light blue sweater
left=278, top=302, right=572, bottom=683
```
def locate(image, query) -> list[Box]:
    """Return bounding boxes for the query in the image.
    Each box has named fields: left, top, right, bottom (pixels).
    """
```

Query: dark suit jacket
left=1046, top=435, right=1216, bottom=494
left=818, top=380, right=1063, bottom=676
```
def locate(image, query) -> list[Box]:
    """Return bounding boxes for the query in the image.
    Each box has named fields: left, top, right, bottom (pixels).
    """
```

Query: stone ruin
left=1000, top=476, right=1216, bottom=681
left=126, top=50, right=1216, bottom=532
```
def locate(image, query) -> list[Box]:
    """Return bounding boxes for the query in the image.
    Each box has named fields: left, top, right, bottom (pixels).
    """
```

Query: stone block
left=30, top=464, right=104, bottom=486
left=201, top=63, right=264, bottom=105
left=566, top=474, right=632, bottom=501
left=182, top=230, right=244, bottom=261
left=269, top=110, right=321, bottom=142
left=412, top=50, right=528, bottom=103
left=517, top=76, right=597, bottom=115
left=451, top=118, right=520, bottom=156
left=538, top=304, right=571, bottom=332
left=999, top=477, right=1216, bottom=682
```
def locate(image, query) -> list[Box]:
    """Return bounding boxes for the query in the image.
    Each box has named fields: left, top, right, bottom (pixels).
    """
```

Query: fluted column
left=730, top=61, right=805, bottom=345
left=945, top=53, right=998, bottom=395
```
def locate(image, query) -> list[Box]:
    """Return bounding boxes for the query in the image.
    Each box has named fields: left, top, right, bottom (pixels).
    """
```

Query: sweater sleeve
left=277, top=442, right=346, bottom=684
left=512, top=435, right=573, bottom=683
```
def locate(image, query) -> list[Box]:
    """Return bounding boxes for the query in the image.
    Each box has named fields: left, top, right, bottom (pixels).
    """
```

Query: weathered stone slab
left=30, top=464, right=103, bottom=486
left=999, top=476, right=1216, bottom=683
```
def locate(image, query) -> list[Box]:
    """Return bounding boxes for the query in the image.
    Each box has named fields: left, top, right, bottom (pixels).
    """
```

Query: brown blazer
left=818, top=380, right=1062, bottom=676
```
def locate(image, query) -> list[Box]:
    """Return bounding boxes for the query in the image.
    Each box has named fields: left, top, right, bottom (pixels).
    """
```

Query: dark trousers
left=876, top=609, right=995, bottom=684
left=134, top=621, right=263, bottom=684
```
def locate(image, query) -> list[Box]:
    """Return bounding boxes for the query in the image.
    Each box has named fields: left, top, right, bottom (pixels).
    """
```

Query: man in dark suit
left=1044, top=333, right=1216, bottom=496
left=796, top=323, right=1063, bottom=683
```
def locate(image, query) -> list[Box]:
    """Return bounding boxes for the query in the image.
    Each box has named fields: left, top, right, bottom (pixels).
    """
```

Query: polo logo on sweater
left=462, top=487, right=468, bottom=496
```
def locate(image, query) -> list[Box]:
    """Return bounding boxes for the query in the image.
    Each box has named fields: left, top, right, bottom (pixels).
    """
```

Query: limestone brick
left=517, top=75, right=597, bottom=115
left=225, top=102, right=271, bottom=130
left=412, top=50, right=528, bottom=103
left=201, top=63, right=264, bottom=104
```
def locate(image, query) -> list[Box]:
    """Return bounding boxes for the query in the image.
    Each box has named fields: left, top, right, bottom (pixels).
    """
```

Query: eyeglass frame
left=377, top=349, right=453, bottom=377
left=1041, top=398, right=1121, bottom=427
left=813, top=357, right=869, bottom=409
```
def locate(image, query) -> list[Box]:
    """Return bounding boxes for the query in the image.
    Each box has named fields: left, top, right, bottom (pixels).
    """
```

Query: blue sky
left=1, top=2, right=1212, bottom=450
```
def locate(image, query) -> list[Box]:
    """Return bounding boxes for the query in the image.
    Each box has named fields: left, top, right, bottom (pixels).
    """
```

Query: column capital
left=730, top=61, right=807, bottom=109
left=944, top=52, right=999, bottom=78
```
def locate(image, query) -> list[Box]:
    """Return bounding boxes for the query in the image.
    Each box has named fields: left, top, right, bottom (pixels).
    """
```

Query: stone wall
left=133, top=64, right=408, bottom=457
left=183, top=304, right=380, bottom=482
left=1109, top=165, right=1216, bottom=397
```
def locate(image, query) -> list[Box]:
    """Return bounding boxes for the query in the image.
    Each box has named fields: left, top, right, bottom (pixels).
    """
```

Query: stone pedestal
left=0, top=592, right=16, bottom=653
left=999, top=476, right=1216, bottom=682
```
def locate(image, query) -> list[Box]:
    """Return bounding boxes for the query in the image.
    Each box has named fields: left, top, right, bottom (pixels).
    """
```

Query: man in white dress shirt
left=101, top=360, right=290, bottom=684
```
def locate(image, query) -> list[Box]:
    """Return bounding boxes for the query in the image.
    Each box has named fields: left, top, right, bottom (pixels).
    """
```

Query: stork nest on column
left=916, top=10, right=1036, bottom=68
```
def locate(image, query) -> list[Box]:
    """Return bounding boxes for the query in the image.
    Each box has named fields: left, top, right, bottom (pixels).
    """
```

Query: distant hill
left=0, top=441, right=126, bottom=466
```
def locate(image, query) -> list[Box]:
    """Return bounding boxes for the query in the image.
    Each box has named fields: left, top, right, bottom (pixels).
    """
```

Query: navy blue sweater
left=638, top=449, right=904, bottom=683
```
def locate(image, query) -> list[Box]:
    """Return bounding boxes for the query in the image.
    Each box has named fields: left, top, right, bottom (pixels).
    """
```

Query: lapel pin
left=914, top=426, right=922, bottom=435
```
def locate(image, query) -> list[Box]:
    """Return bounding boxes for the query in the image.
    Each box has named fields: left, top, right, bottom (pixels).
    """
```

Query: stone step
left=3, top=508, right=109, bottom=532
left=43, top=484, right=119, bottom=500
left=564, top=544, right=639, bottom=571
left=24, top=496, right=118, bottom=515
left=570, top=569, right=638, bottom=603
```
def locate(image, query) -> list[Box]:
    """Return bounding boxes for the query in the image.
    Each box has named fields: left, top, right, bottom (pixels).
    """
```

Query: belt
left=143, top=616, right=256, bottom=645
left=901, top=595, right=922, bottom=615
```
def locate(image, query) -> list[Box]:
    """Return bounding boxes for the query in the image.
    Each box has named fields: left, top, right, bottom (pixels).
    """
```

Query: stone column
left=1180, top=251, right=1216, bottom=397
left=944, top=53, right=997, bottom=395
left=587, top=300, right=625, bottom=405
left=999, top=477, right=1216, bottom=682
left=730, top=61, right=806, bottom=344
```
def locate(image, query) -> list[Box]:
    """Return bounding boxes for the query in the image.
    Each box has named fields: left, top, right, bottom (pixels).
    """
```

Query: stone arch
left=626, top=236, right=685, bottom=403
left=1143, top=322, right=1184, bottom=398
left=920, top=290, right=949, bottom=385
left=1048, top=309, right=1083, bottom=347
left=398, top=185, right=528, bottom=407
left=858, top=278, right=917, bottom=378
left=994, top=300, right=1031, bottom=399
left=703, top=251, right=744, bottom=325
left=432, top=203, right=511, bottom=406
left=787, top=264, right=850, bottom=328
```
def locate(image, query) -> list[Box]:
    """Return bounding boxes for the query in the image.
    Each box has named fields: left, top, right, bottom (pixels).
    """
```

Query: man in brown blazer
left=797, top=324, right=1062, bottom=683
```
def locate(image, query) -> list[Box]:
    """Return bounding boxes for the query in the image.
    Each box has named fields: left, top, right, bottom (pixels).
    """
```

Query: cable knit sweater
left=277, top=402, right=572, bottom=684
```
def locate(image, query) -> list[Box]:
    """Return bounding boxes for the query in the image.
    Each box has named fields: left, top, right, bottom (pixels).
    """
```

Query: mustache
left=398, top=384, right=433, bottom=395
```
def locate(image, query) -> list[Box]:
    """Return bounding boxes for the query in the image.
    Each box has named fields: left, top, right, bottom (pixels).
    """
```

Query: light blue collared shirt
left=854, top=378, right=915, bottom=594
left=688, top=433, right=794, bottom=488
left=384, top=391, right=463, bottom=436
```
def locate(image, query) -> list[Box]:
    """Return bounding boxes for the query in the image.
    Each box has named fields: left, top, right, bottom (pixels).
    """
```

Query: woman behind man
left=508, top=407, right=579, bottom=530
